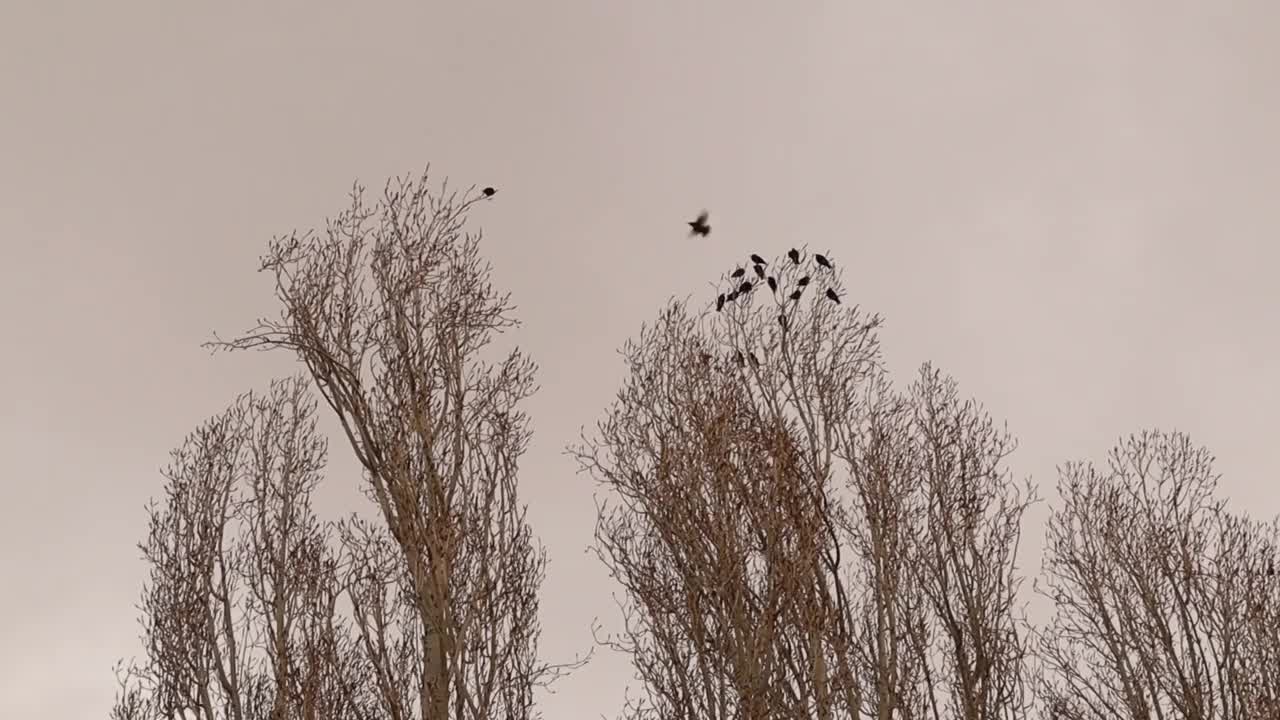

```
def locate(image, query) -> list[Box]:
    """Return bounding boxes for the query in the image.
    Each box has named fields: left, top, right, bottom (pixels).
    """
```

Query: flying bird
left=815, top=254, right=833, bottom=270
left=731, top=267, right=746, bottom=279
left=750, top=254, right=766, bottom=266
left=766, top=276, right=777, bottom=293
left=715, top=294, right=726, bottom=312
left=739, top=281, right=753, bottom=294
left=788, top=248, right=800, bottom=264
left=481, top=187, right=497, bottom=197
left=825, top=288, right=841, bottom=304
left=688, top=211, right=711, bottom=237
left=789, top=289, right=803, bottom=301
left=797, top=275, right=810, bottom=287
left=753, top=265, right=765, bottom=279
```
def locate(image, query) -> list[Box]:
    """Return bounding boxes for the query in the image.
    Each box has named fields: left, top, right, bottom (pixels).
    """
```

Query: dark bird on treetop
left=730, top=267, right=746, bottom=279
left=778, top=314, right=787, bottom=329
left=788, top=248, right=800, bottom=264
left=715, top=294, right=726, bottom=312
left=797, top=275, right=810, bottom=287
left=482, top=187, right=497, bottom=197
left=727, top=291, right=739, bottom=302
left=688, top=211, right=711, bottom=237
left=750, top=254, right=766, bottom=266
left=766, top=276, right=777, bottom=292
left=825, top=288, right=841, bottom=304
left=739, top=281, right=753, bottom=294
left=815, top=254, right=833, bottom=270
left=753, top=265, right=765, bottom=279
left=789, top=289, right=803, bottom=301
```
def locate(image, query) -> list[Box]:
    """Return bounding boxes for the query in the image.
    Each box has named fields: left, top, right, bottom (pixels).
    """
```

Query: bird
left=777, top=314, right=787, bottom=329
left=789, top=289, right=803, bottom=301
left=730, top=267, right=746, bottom=279
left=715, top=294, right=726, bottom=312
left=766, top=276, right=777, bottom=293
left=825, top=288, right=841, bottom=304
left=481, top=186, right=497, bottom=197
left=727, top=290, right=739, bottom=302
left=753, top=265, right=765, bottom=280
left=815, top=254, right=833, bottom=270
left=788, top=248, right=800, bottom=264
left=748, top=352, right=760, bottom=367
left=688, top=211, right=711, bottom=237
left=739, top=281, right=753, bottom=294
left=797, top=275, right=810, bottom=287
left=734, top=350, right=745, bottom=366
left=750, top=254, right=766, bottom=266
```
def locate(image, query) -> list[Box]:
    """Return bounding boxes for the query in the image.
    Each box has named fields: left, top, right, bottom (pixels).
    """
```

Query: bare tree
left=208, top=169, right=586, bottom=720
left=112, top=374, right=367, bottom=720
left=571, top=253, right=1036, bottom=720
left=1034, top=429, right=1280, bottom=718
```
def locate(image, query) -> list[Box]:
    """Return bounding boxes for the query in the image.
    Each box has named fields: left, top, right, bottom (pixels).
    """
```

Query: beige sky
left=2, top=2, right=1279, bottom=717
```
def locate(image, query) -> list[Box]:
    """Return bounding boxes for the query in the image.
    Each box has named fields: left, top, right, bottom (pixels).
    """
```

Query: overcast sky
left=2, top=2, right=1279, bottom=718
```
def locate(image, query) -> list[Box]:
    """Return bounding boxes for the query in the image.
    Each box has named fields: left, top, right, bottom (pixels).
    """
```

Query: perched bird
left=789, top=289, right=803, bottom=301
left=727, top=290, right=739, bottom=302
left=739, top=281, right=753, bottom=294
left=753, top=265, right=765, bottom=279
left=797, top=275, right=810, bottom=287
left=734, top=350, right=745, bottom=366
left=482, top=187, right=497, bottom=197
left=730, top=267, right=746, bottom=279
left=750, top=254, right=766, bottom=266
left=748, top=352, right=760, bottom=367
left=788, top=248, right=800, bottom=264
left=778, top=314, right=787, bottom=329
left=715, top=294, right=726, bottom=312
left=825, top=288, right=841, bottom=304
left=688, top=211, right=711, bottom=237
left=766, top=276, right=777, bottom=293
left=815, top=254, right=833, bottom=270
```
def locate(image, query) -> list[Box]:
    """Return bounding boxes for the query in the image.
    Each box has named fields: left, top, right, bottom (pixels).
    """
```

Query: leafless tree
left=571, top=252, right=1036, bottom=720
left=112, top=374, right=368, bottom=720
left=1034, top=429, right=1280, bottom=718
left=207, top=168, right=586, bottom=720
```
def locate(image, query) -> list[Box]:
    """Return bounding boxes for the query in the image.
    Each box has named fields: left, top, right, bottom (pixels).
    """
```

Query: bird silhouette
left=766, top=276, right=777, bottom=293
left=778, top=314, right=787, bottom=329
left=825, top=288, right=841, bottom=304
left=748, top=352, right=760, bottom=367
left=815, top=254, right=833, bottom=270
left=727, top=291, right=739, bottom=302
left=688, top=211, right=711, bottom=237
left=715, top=294, right=726, bottom=312
left=750, top=254, right=766, bottom=266
left=797, top=275, right=810, bottom=287
left=734, top=350, right=745, bottom=366
left=753, top=265, right=765, bottom=279
left=789, top=289, right=803, bottom=301
left=739, top=281, right=753, bottom=294
left=730, top=267, right=746, bottom=279
left=788, top=248, right=800, bottom=264
left=482, top=187, right=497, bottom=197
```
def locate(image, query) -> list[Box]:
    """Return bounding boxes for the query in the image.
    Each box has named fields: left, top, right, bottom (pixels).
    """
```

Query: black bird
left=688, top=211, right=711, bottom=237
left=715, top=294, right=726, bottom=312
left=788, top=248, right=800, bottom=264
left=789, top=289, right=803, bottom=301
left=753, top=265, right=765, bottom=280
left=797, top=275, right=810, bottom=287
left=730, top=267, right=746, bottom=279
left=815, top=254, right=833, bottom=270
left=734, top=350, right=745, bottom=366
left=699, top=352, right=713, bottom=364
left=748, top=352, right=760, bottom=367
left=778, top=314, right=787, bottom=329
left=727, top=290, right=739, bottom=302
left=482, top=187, right=497, bottom=197
left=825, top=288, right=841, bottom=304
left=739, top=281, right=753, bottom=294
left=750, top=254, right=766, bottom=266
left=766, top=276, right=777, bottom=293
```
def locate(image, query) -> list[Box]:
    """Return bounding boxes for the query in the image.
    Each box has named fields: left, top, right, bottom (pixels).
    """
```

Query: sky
left=2, top=2, right=1279, bottom=717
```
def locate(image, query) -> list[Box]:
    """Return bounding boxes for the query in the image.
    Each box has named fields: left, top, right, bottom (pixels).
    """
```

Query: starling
left=815, top=254, right=833, bottom=270
left=699, top=352, right=713, bottom=364
left=739, top=281, right=753, bottom=294
left=789, top=289, right=803, bottom=301
left=766, top=276, right=777, bottom=292
left=778, top=314, right=787, bottom=329
left=715, top=294, right=726, bottom=312
left=688, top=211, right=711, bottom=237
left=727, top=291, right=739, bottom=302
left=797, top=275, right=810, bottom=287
left=482, top=187, right=497, bottom=197
left=825, top=288, right=841, bottom=304
left=788, top=248, right=800, bottom=264
left=731, top=267, right=746, bottom=279
left=753, top=265, right=765, bottom=279
left=750, top=254, right=766, bottom=265
left=748, top=352, right=760, bottom=367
